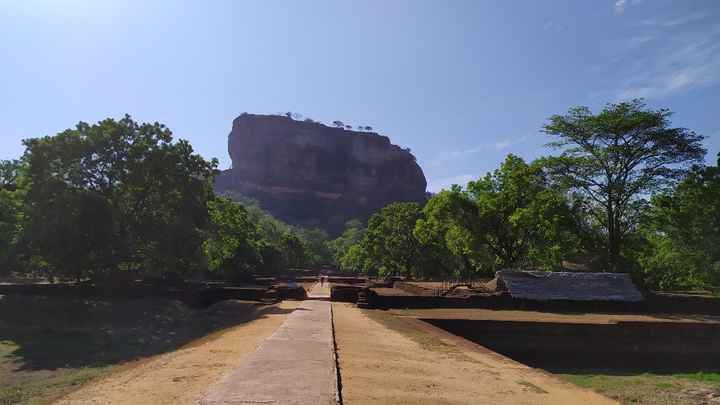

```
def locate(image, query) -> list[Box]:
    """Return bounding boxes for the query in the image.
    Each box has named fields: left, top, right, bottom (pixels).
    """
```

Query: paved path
left=308, top=281, right=331, bottom=299
left=200, top=300, right=338, bottom=405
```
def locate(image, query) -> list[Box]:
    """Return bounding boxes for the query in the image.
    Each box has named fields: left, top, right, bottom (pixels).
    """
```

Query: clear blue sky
left=2, top=0, right=719, bottom=191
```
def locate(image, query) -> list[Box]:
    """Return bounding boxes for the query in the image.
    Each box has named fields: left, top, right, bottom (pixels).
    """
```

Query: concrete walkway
left=308, top=281, right=331, bottom=299
left=200, top=300, right=339, bottom=405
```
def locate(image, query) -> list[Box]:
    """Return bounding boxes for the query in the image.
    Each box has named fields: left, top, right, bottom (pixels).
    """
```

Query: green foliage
left=0, top=159, right=21, bottom=190
left=205, top=197, right=261, bottom=276
left=278, top=232, right=308, bottom=268
left=636, top=155, right=720, bottom=290
left=363, top=202, right=423, bottom=277
left=0, top=160, right=25, bottom=271
left=214, top=190, right=334, bottom=274
left=335, top=203, right=425, bottom=277
left=414, top=186, right=487, bottom=278
left=4, top=101, right=717, bottom=290
left=335, top=203, right=457, bottom=279
left=338, top=243, right=371, bottom=274
left=0, top=166, right=24, bottom=272
left=21, top=115, right=218, bottom=280
left=543, top=99, right=706, bottom=271
left=296, top=227, right=333, bottom=266
left=416, top=155, right=581, bottom=274
left=327, top=219, right=365, bottom=270
left=467, top=155, right=547, bottom=268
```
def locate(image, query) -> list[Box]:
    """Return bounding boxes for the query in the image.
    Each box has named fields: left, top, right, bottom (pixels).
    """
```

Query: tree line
left=1, top=100, right=718, bottom=291
left=0, top=115, right=332, bottom=283
left=329, top=100, right=719, bottom=291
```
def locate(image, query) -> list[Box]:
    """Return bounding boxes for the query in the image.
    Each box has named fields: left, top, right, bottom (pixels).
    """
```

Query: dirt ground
left=388, top=308, right=720, bottom=324
left=332, top=303, right=617, bottom=405
left=53, top=301, right=298, bottom=405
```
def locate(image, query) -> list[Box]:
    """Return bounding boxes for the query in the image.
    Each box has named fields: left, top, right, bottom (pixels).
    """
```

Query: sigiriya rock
left=214, top=113, right=427, bottom=233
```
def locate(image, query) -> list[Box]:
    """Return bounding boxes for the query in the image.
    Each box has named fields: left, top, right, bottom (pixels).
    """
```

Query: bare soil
left=332, top=303, right=616, bottom=405
left=52, top=301, right=298, bottom=405
left=2, top=295, right=271, bottom=405
left=388, top=307, right=720, bottom=324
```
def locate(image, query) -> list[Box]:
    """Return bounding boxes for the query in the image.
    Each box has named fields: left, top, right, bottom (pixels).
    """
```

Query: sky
left=1, top=0, right=719, bottom=192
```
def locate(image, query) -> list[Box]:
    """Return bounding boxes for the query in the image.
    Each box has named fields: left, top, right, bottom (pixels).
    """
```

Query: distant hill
left=215, top=113, right=427, bottom=234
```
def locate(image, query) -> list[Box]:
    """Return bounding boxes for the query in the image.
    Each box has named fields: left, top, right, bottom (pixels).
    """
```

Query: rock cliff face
left=215, top=113, right=427, bottom=233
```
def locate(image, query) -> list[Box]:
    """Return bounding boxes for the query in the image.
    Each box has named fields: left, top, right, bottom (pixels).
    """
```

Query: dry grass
left=384, top=307, right=720, bottom=404
left=334, top=304, right=615, bottom=405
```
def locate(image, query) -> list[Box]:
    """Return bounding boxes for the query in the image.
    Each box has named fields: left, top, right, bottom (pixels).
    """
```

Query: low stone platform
left=200, top=300, right=338, bottom=405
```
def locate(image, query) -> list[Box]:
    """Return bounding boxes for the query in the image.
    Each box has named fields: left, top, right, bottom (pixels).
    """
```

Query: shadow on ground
left=0, top=294, right=295, bottom=371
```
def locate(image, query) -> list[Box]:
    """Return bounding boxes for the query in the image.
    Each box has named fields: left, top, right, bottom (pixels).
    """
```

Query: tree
left=298, top=227, right=332, bottom=265
left=416, top=156, right=581, bottom=274
left=637, top=153, right=720, bottom=290
left=22, top=115, right=218, bottom=280
left=361, top=202, right=423, bottom=278
left=345, top=125, right=352, bottom=130
left=205, top=197, right=261, bottom=277
left=543, top=99, right=706, bottom=271
left=468, top=155, right=568, bottom=269
left=328, top=219, right=365, bottom=270
left=279, top=232, right=308, bottom=268
left=332, top=121, right=344, bottom=128
left=338, top=244, right=367, bottom=273
left=0, top=160, right=21, bottom=191
left=414, top=186, right=487, bottom=278
left=364, top=126, right=373, bottom=132
left=0, top=161, right=24, bottom=272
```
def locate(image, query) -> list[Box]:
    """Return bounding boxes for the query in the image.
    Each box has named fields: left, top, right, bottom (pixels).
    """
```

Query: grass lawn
left=558, top=370, right=720, bottom=405
left=0, top=294, right=264, bottom=405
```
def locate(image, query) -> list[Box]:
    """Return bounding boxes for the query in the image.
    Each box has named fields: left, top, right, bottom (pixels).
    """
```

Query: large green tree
left=327, top=219, right=365, bottom=271
left=205, top=197, right=261, bottom=276
left=229, top=193, right=328, bottom=270
left=0, top=160, right=24, bottom=271
left=296, top=227, right=333, bottom=266
left=472, top=155, right=580, bottom=270
left=543, top=99, right=706, bottom=271
left=416, top=155, right=581, bottom=274
left=414, top=186, right=487, bottom=278
left=22, top=115, right=218, bottom=280
left=637, top=154, right=720, bottom=290
left=355, top=202, right=424, bottom=278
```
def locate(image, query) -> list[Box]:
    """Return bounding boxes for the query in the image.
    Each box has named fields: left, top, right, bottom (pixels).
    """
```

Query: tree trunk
left=607, top=208, right=620, bottom=272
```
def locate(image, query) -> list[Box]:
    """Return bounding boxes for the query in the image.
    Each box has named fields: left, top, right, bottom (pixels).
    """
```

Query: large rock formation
left=215, top=113, right=427, bottom=233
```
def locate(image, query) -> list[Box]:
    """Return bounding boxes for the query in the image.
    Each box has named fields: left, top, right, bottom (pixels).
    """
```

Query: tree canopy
left=20, top=116, right=218, bottom=280
left=3, top=102, right=718, bottom=292
left=637, top=153, right=720, bottom=290
left=542, top=99, right=706, bottom=271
